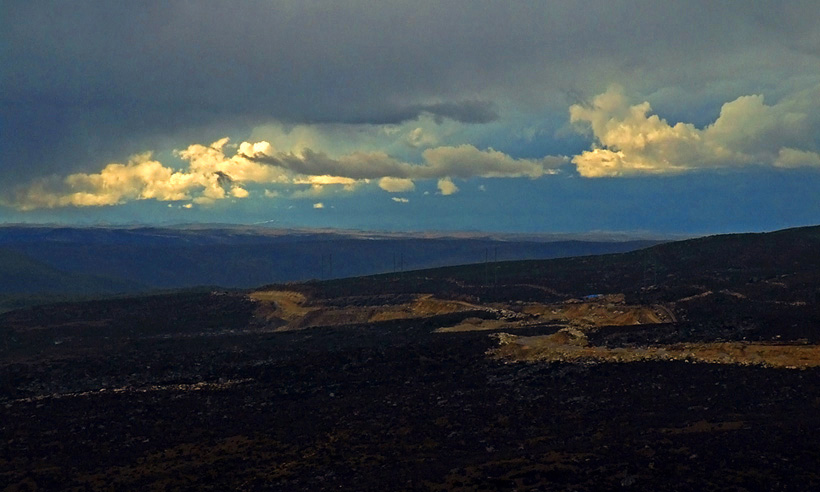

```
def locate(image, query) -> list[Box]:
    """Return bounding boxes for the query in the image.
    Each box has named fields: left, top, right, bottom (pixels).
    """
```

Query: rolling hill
left=0, top=225, right=660, bottom=310
left=2, top=225, right=819, bottom=490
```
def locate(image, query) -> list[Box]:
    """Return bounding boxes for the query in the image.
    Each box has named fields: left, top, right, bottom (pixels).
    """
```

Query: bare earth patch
left=250, top=290, right=483, bottom=331
left=438, top=295, right=674, bottom=333
left=491, top=332, right=820, bottom=368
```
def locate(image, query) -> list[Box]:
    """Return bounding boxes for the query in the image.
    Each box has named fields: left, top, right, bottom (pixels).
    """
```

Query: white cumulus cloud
left=775, top=148, right=820, bottom=168
left=10, top=138, right=355, bottom=209
left=437, top=178, right=459, bottom=196
left=378, top=177, right=415, bottom=192
left=421, top=145, right=563, bottom=179
left=570, top=85, right=820, bottom=177
left=13, top=153, right=197, bottom=210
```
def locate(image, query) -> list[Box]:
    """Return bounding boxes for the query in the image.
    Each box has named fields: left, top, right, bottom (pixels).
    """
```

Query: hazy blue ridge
left=0, top=227, right=659, bottom=291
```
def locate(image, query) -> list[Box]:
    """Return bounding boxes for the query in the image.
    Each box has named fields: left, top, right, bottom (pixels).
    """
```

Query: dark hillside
left=0, top=226, right=659, bottom=310
left=305, top=225, right=820, bottom=299
left=3, top=225, right=820, bottom=491
left=0, top=248, right=143, bottom=312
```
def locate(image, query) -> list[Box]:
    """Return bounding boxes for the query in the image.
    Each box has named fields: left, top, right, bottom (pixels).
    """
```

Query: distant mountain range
left=0, top=225, right=661, bottom=311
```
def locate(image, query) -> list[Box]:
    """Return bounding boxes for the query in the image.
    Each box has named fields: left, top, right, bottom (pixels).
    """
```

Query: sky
left=2, top=1, right=820, bottom=235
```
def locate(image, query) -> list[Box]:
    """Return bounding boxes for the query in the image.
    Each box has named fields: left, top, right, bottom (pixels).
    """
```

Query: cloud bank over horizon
left=2, top=2, right=819, bottom=232
left=7, top=136, right=566, bottom=210
left=8, top=84, right=820, bottom=210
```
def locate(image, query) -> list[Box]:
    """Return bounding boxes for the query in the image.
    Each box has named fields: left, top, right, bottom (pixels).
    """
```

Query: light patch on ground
left=436, top=317, right=515, bottom=333
left=250, top=290, right=313, bottom=326
left=250, top=289, right=675, bottom=334
left=250, top=290, right=483, bottom=331
left=517, top=296, right=671, bottom=327
left=437, top=295, right=674, bottom=333
left=491, top=333, right=820, bottom=369
left=368, top=295, right=481, bottom=322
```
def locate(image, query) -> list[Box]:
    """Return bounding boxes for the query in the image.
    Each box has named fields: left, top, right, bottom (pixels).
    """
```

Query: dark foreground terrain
left=3, top=225, right=820, bottom=490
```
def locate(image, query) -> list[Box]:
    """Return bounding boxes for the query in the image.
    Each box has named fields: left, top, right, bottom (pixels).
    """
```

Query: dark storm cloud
left=1, top=1, right=512, bottom=126
left=2, top=0, right=819, bottom=185
left=319, top=100, right=498, bottom=125
left=412, top=101, right=498, bottom=125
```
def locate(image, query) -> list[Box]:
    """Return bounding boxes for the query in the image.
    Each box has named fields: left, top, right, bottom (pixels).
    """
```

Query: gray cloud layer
left=245, top=145, right=564, bottom=181
left=8, top=77, right=820, bottom=210
left=2, top=1, right=819, bottom=188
